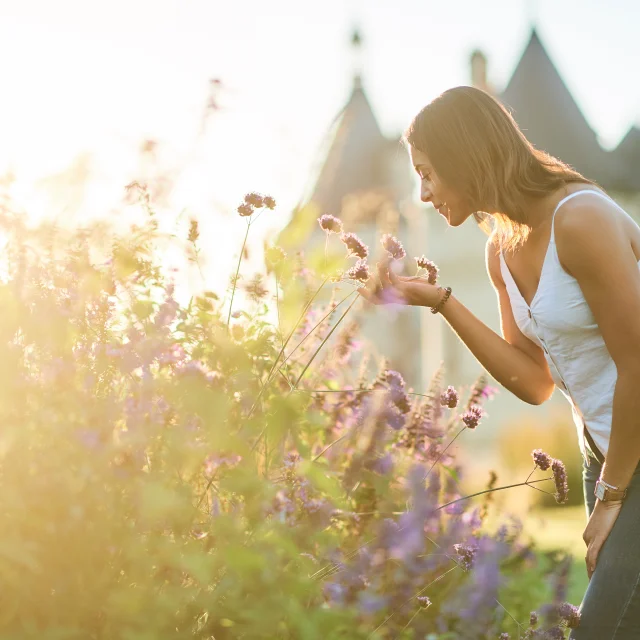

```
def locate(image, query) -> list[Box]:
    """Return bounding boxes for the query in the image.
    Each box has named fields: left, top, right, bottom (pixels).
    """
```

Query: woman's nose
left=420, top=185, right=432, bottom=203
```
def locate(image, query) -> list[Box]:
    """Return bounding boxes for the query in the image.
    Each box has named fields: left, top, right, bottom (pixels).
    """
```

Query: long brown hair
left=402, top=86, right=600, bottom=253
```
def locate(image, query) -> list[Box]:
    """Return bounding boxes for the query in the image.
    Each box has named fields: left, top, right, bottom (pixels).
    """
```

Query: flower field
left=0, top=185, right=583, bottom=639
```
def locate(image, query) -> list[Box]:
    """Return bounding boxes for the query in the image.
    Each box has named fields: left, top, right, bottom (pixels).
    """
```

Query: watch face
left=595, top=482, right=606, bottom=501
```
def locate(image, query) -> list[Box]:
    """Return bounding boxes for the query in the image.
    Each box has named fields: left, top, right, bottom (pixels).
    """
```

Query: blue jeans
left=569, top=451, right=640, bottom=639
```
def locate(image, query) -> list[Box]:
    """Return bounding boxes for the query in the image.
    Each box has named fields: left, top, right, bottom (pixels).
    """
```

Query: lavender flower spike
left=318, top=214, right=343, bottom=234
left=380, top=233, right=406, bottom=260
left=341, top=231, right=369, bottom=259
left=551, top=458, right=569, bottom=503
left=532, top=448, right=553, bottom=471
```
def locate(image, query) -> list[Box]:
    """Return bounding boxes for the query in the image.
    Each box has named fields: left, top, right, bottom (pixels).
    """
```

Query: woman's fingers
left=377, top=260, right=392, bottom=287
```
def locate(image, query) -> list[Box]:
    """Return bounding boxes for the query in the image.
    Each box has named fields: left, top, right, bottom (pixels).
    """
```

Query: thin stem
left=432, top=477, right=553, bottom=514
left=227, top=221, right=250, bottom=327
left=421, top=425, right=466, bottom=483
left=312, top=432, right=349, bottom=462
left=195, top=472, right=220, bottom=511
left=247, top=290, right=358, bottom=453
left=368, top=566, right=458, bottom=639
left=396, top=607, right=421, bottom=638
left=247, top=274, right=331, bottom=420
left=525, top=464, right=538, bottom=484
left=294, top=294, right=359, bottom=387
left=280, top=290, right=357, bottom=373
left=324, top=232, right=328, bottom=274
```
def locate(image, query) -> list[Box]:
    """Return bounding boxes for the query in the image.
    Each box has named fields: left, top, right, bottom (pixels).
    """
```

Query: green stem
left=249, top=291, right=359, bottom=454
left=247, top=275, right=331, bottom=420
left=227, top=221, right=250, bottom=327
left=421, top=426, right=467, bottom=483
left=294, top=293, right=359, bottom=387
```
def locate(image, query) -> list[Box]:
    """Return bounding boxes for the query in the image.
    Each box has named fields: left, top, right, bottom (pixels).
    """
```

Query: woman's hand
left=583, top=498, right=624, bottom=580
left=358, top=259, right=444, bottom=308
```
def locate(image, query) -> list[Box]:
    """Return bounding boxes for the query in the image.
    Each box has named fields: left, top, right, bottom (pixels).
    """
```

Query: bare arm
left=435, top=236, right=556, bottom=405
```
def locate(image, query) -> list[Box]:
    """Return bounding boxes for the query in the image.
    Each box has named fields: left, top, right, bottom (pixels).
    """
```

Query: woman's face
left=409, top=145, right=472, bottom=226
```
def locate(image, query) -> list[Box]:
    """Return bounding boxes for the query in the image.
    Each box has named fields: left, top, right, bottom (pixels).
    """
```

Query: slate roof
left=302, top=75, right=399, bottom=217
left=500, top=29, right=639, bottom=192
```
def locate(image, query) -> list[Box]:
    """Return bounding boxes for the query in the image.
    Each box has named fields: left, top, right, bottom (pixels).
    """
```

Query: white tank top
left=499, top=189, right=640, bottom=462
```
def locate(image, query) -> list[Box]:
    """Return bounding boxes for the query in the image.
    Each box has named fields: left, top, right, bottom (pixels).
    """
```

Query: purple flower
left=551, top=459, right=569, bottom=503
left=383, top=405, right=406, bottom=430
left=557, top=602, right=581, bottom=628
left=237, top=202, right=253, bottom=217
left=318, top=214, right=343, bottom=234
left=453, top=542, right=478, bottom=571
left=440, top=385, right=459, bottom=408
left=365, top=452, right=394, bottom=475
left=417, top=596, right=432, bottom=608
left=530, top=611, right=539, bottom=627
left=499, top=634, right=510, bottom=640
left=461, top=405, right=485, bottom=429
left=415, top=255, right=439, bottom=284
left=345, top=259, right=370, bottom=283
left=380, top=233, right=406, bottom=260
left=341, top=232, right=369, bottom=259
left=543, top=627, right=565, bottom=640
left=532, top=448, right=553, bottom=471
left=382, top=369, right=405, bottom=390
left=244, top=192, right=264, bottom=207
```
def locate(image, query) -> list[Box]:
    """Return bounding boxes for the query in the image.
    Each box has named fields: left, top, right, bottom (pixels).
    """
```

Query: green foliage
left=0, top=199, right=578, bottom=640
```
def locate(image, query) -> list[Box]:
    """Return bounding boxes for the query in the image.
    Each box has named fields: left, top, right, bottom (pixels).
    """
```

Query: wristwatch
left=594, top=478, right=627, bottom=502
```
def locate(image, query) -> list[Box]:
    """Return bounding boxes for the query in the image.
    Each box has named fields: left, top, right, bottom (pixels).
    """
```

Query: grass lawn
left=526, top=504, right=589, bottom=605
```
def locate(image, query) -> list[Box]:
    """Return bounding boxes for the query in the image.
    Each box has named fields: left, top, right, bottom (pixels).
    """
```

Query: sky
left=0, top=0, right=638, bottom=294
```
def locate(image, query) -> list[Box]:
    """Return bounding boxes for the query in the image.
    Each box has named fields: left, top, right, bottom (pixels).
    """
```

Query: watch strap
left=595, top=479, right=627, bottom=501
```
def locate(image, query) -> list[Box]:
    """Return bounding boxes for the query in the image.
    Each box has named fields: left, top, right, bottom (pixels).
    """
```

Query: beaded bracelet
left=430, top=286, right=452, bottom=314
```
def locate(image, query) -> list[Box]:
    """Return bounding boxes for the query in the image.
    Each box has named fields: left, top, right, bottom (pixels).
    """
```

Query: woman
left=360, top=86, right=640, bottom=638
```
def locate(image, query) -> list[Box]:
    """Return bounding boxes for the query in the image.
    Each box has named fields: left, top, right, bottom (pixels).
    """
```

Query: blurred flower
left=318, top=214, right=343, bottom=234
left=263, top=195, right=276, bottom=209
left=345, top=259, right=370, bottom=283
left=499, top=634, right=510, bottom=640
left=557, top=602, right=581, bottom=628
left=230, top=324, right=245, bottom=341
left=417, top=596, right=432, bottom=608
left=364, top=452, right=394, bottom=475
left=532, top=448, right=553, bottom=471
left=188, top=218, right=200, bottom=243
left=243, top=273, right=268, bottom=302
left=461, top=405, right=485, bottom=429
left=237, top=203, right=253, bottom=217
left=415, top=256, right=439, bottom=284
left=244, top=192, right=264, bottom=208
left=453, top=542, right=478, bottom=571
left=341, top=232, right=369, bottom=259
left=530, top=612, right=539, bottom=627
left=440, top=385, right=459, bottom=408
left=551, top=459, right=569, bottom=503
left=380, top=233, right=406, bottom=260
left=265, top=245, right=286, bottom=270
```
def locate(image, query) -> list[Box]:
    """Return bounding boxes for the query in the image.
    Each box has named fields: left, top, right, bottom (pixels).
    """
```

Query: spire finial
left=351, top=27, right=364, bottom=88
